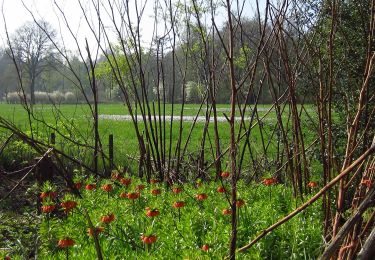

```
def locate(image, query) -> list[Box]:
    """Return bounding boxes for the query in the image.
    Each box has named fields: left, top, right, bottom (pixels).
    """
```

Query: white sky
left=0, top=0, right=266, bottom=53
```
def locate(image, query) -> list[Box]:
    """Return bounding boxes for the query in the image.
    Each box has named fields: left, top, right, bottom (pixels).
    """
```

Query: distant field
left=0, top=103, right=318, bottom=170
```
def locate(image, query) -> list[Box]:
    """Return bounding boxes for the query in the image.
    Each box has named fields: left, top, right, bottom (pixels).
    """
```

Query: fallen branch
left=237, top=144, right=375, bottom=253
left=0, top=148, right=53, bottom=202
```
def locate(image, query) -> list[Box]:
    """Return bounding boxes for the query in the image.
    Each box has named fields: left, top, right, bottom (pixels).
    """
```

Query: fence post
left=109, top=134, right=114, bottom=171
left=50, top=133, right=55, bottom=145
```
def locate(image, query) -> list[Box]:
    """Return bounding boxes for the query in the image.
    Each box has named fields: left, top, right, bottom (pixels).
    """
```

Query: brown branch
left=237, top=143, right=375, bottom=253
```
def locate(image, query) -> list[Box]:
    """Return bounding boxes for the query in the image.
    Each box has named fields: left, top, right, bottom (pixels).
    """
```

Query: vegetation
left=0, top=0, right=374, bottom=259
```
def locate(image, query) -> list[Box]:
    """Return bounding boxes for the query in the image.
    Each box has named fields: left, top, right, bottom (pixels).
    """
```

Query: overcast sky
left=0, top=0, right=265, bottom=53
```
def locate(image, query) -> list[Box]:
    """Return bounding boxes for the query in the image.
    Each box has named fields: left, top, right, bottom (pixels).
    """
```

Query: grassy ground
left=0, top=103, right=318, bottom=173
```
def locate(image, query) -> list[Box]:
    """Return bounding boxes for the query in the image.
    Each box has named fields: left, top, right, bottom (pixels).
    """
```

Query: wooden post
left=109, top=134, right=114, bottom=171
left=50, top=133, right=55, bottom=145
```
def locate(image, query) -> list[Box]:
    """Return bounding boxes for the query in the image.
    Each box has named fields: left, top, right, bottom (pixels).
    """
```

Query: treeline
left=0, top=18, right=292, bottom=104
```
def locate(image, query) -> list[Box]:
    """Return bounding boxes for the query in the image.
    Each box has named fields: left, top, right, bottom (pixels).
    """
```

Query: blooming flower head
left=196, top=193, right=208, bottom=201
left=120, top=177, right=132, bottom=186
left=222, top=209, right=232, bottom=215
left=307, top=181, right=318, bottom=188
left=217, top=186, right=226, bottom=193
left=136, top=184, right=145, bottom=191
left=151, top=189, right=161, bottom=195
left=173, top=201, right=186, bottom=208
left=361, top=179, right=373, bottom=188
left=60, top=200, right=78, bottom=213
left=201, top=244, right=209, bottom=251
left=146, top=208, right=160, bottom=217
left=41, top=204, right=55, bottom=213
left=172, top=187, right=182, bottom=194
left=57, top=238, right=75, bottom=248
left=221, top=171, right=230, bottom=178
left=141, top=234, right=157, bottom=244
left=101, top=213, right=115, bottom=224
left=102, top=184, right=113, bottom=192
left=87, top=226, right=104, bottom=236
left=236, top=199, right=245, bottom=208
left=85, top=183, right=96, bottom=191
left=127, top=192, right=140, bottom=200
left=262, top=177, right=277, bottom=186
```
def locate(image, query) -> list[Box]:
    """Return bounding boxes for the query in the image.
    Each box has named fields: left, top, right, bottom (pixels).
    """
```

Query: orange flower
left=102, top=184, right=113, bottom=192
left=57, top=238, right=75, bottom=248
left=136, top=184, right=145, bottom=191
left=101, top=213, right=115, bottom=224
left=127, top=192, right=140, bottom=200
left=141, top=234, right=157, bottom=244
left=201, top=244, right=209, bottom=251
left=172, top=187, right=182, bottom=194
left=262, top=177, right=277, bottom=186
left=150, top=179, right=159, bottom=184
left=236, top=199, right=245, bottom=207
left=307, top=181, right=318, bottom=188
left=41, top=205, right=55, bottom=213
left=146, top=208, right=160, bottom=217
left=119, top=192, right=127, bottom=198
left=60, top=200, right=78, bottom=213
left=120, top=177, right=132, bottom=186
left=222, top=209, right=232, bottom=215
left=361, top=179, right=373, bottom=188
left=85, top=184, right=96, bottom=190
left=196, top=193, right=208, bottom=201
left=217, top=186, right=226, bottom=193
left=87, top=226, right=104, bottom=236
left=221, top=171, right=230, bottom=178
left=173, top=201, right=186, bottom=208
left=74, top=182, right=82, bottom=189
left=40, top=191, right=57, bottom=199
left=151, top=189, right=161, bottom=195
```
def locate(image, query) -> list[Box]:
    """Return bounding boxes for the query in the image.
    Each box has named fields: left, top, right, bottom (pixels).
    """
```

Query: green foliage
left=32, top=177, right=322, bottom=259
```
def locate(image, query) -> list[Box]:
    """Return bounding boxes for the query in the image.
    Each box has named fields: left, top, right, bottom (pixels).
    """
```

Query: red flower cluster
left=57, top=238, right=75, bottom=248
left=101, top=213, right=115, bottom=224
left=41, top=205, right=55, bottom=213
left=236, top=199, right=245, bottom=208
left=151, top=189, right=161, bottom=195
left=146, top=208, right=160, bottom=217
left=102, top=184, right=113, bottom=192
left=74, top=182, right=82, bottom=189
left=60, top=200, right=78, bottom=213
left=136, top=184, right=145, bottom=191
left=85, top=183, right=96, bottom=191
left=201, top=244, right=209, bottom=251
left=222, top=209, right=232, bottom=215
left=150, top=179, right=159, bottom=184
left=361, top=179, right=373, bottom=188
left=40, top=191, right=57, bottom=200
left=172, top=187, right=182, bottom=194
left=87, top=226, right=104, bottom=236
left=307, top=181, right=318, bottom=188
left=217, top=186, right=226, bottom=193
left=141, top=234, right=157, bottom=244
left=120, top=177, right=132, bottom=186
left=173, top=201, right=186, bottom=208
left=221, top=171, right=230, bottom=178
left=127, top=192, right=140, bottom=200
left=196, top=193, right=208, bottom=201
left=262, top=177, right=277, bottom=186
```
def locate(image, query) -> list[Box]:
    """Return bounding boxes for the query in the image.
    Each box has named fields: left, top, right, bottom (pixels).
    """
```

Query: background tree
left=11, top=20, right=56, bottom=105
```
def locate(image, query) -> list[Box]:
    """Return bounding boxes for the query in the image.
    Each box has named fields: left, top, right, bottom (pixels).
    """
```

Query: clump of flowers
left=196, top=193, right=208, bottom=201
left=60, top=200, right=78, bottom=213
left=262, top=177, right=277, bottom=186
left=101, top=213, right=115, bottom=224
left=57, top=237, right=75, bottom=248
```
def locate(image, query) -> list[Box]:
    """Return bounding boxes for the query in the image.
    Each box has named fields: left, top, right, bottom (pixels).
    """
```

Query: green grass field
left=0, top=103, right=318, bottom=172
